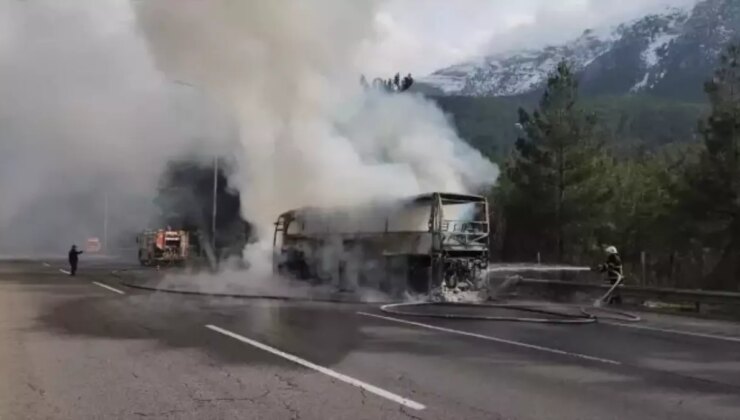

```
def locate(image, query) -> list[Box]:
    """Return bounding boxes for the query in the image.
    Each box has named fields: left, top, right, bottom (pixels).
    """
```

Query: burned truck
left=272, top=193, right=489, bottom=296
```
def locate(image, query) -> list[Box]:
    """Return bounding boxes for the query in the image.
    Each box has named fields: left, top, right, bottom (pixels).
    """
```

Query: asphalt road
left=2, top=259, right=740, bottom=419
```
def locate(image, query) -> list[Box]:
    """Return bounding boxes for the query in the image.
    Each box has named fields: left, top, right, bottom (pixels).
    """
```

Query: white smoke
left=0, top=0, right=188, bottom=254
left=0, top=0, right=498, bottom=267
left=0, top=0, right=250, bottom=255
left=133, top=0, right=499, bottom=240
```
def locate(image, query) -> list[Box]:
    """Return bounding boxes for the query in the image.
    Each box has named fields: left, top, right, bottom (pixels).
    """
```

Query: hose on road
left=379, top=302, right=640, bottom=324
left=115, top=271, right=640, bottom=324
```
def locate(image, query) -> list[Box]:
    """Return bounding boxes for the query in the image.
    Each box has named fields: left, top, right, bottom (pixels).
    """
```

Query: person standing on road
left=68, top=245, right=83, bottom=276
left=596, top=245, right=623, bottom=304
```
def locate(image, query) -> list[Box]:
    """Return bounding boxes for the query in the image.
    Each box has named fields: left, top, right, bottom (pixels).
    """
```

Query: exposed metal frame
left=272, top=192, right=490, bottom=294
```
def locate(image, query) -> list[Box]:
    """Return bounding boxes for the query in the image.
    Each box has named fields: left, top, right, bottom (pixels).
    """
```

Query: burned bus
left=272, top=193, right=489, bottom=297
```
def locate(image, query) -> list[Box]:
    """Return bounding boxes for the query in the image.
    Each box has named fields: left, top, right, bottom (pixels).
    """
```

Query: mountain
left=423, top=27, right=616, bottom=97
left=422, top=0, right=740, bottom=101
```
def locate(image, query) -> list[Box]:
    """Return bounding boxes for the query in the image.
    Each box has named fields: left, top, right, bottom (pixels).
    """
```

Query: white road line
left=42, top=262, right=51, bottom=267
left=59, top=269, right=70, bottom=275
left=205, top=324, right=426, bottom=411
left=92, top=281, right=125, bottom=295
left=605, top=322, right=740, bottom=344
left=358, top=312, right=621, bottom=366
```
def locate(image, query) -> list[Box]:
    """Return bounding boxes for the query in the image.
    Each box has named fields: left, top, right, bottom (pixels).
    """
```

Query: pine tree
left=606, top=149, right=687, bottom=264
left=499, top=62, right=611, bottom=262
left=363, top=73, right=413, bottom=93
left=679, top=44, right=740, bottom=289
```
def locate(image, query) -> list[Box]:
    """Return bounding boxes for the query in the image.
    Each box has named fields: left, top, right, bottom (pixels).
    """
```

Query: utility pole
left=211, top=156, right=218, bottom=255
left=103, top=192, right=109, bottom=254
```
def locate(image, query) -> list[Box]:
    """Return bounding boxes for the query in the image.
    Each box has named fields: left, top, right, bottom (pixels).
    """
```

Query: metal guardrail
left=513, top=277, right=740, bottom=309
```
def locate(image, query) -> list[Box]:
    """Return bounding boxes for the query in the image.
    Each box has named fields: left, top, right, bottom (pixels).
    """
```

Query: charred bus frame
left=272, top=192, right=489, bottom=296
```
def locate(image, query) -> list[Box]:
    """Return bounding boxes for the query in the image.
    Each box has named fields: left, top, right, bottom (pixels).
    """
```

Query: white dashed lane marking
left=205, top=324, right=426, bottom=411
left=92, top=281, right=125, bottom=295
left=358, top=312, right=621, bottom=365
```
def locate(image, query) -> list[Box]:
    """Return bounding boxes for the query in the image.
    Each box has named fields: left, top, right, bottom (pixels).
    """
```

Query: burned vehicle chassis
left=273, top=193, right=489, bottom=297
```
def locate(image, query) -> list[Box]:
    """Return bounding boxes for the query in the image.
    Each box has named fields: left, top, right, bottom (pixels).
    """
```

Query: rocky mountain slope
left=422, top=0, right=739, bottom=100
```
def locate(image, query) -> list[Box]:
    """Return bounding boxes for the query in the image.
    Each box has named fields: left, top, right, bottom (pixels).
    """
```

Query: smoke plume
left=133, top=0, right=499, bottom=239
left=0, top=0, right=498, bottom=261
left=0, top=0, right=231, bottom=255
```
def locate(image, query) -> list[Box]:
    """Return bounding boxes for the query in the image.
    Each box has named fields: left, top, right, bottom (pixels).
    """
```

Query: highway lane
left=0, top=260, right=423, bottom=419
left=2, top=260, right=740, bottom=419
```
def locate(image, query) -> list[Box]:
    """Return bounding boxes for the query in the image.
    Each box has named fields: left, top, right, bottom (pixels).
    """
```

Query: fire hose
left=378, top=301, right=640, bottom=324
left=114, top=271, right=640, bottom=324
left=379, top=271, right=639, bottom=324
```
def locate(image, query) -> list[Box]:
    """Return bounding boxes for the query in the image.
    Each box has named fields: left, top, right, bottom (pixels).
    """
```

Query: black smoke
left=155, top=159, right=253, bottom=258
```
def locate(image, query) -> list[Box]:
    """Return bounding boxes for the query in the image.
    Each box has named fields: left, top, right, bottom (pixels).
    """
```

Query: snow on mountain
left=422, top=0, right=739, bottom=100
left=624, top=8, right=688, bottom=92
left=643, top=33, right=680, bottom=68
left=423, top=28, right=615, bottom=96
left=422, top=59, right=484, bottom=94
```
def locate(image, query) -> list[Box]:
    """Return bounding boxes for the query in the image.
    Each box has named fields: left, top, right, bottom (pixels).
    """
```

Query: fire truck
left=136, top=228, right=190, bottom=266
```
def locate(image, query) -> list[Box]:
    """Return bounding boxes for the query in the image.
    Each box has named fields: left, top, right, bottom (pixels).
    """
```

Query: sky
left=0, top=0, right=700, bottom=77
left=364, top=0, right=700, bottom=76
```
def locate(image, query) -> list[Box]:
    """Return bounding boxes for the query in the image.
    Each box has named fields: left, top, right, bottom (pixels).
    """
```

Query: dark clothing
left=68, top=250, right=82, bottom=263
left=599, top=253, right=623, bottom=304
left=68, top=249, right=83, bottom=276
left=603, top=253, right=623, bottom=282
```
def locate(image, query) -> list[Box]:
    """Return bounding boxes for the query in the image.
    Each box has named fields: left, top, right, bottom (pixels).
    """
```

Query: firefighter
left=68, top=245, right=83, bottom=276
left=596, top=245, right=623, bottom=304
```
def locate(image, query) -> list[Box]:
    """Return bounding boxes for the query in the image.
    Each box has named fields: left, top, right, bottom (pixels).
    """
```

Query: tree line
left=434, top=90, right=706, bottom=164
left=492, top=44, right=740, bottom=291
